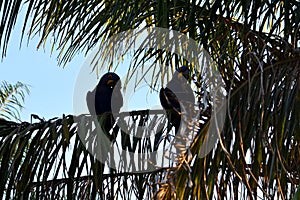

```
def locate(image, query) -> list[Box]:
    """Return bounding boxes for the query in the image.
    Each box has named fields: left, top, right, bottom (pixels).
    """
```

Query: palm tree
left=0, top=0, right=299, bottom=199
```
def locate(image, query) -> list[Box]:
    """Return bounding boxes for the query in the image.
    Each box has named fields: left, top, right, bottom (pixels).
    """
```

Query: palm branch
left=0, top=81, right=29, bottom=121
left=0, top=0, right=299, bottom=199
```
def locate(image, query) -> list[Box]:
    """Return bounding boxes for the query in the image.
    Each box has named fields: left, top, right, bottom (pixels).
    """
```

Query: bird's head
left=99, top=72, right=121, bottom=89
left=176, top=66, right=190, bottom=80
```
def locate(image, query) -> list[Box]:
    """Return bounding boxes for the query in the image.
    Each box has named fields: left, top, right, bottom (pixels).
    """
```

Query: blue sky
left=0, top=11, right=85, bottom=122
left=1, top=50, right=84, bottom=122
left=0, top=13, right=161, bottom=122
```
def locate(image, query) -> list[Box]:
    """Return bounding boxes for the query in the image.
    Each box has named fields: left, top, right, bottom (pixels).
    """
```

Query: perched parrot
left=86, top=72, right=123, bottom=141
left=87, top=72, right=123, bottom=115
left=159, top=66, right=195, bottom=135
left=86, top=72, right=123, bottom=195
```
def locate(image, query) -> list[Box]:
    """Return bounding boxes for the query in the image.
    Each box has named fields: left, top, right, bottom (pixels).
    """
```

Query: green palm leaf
left=0, top=0, right=299, bottom=199
left=0, top=81, right=29, bottom=121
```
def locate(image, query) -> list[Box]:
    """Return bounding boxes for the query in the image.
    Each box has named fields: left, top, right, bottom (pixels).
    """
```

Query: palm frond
left=0, top=81, right=30, bottom=121
left=155, top=58, right=300, bottom=199
left=1, top=0, right=300, bottom=199
left=0, top=111, right=175, bottom=199
left=1, top=0, right=299, bottom=66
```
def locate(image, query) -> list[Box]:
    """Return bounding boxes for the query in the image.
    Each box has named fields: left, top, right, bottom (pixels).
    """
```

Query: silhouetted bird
left=87, top=72, right=123, bottom=115
left=159, top=66, right=195, bottom=135
left=86, top=72, right=123, bottom=197
left=86, top=72, right=123, bottom=141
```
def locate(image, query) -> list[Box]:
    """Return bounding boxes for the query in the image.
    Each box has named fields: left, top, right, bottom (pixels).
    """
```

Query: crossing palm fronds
left=0, top=81, right=29, bottom=121
left=0, top=0, right=300, bottom=199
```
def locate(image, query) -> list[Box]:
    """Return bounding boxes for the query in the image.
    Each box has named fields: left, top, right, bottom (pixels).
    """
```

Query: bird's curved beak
left=107, top=79, right=115, bottom=86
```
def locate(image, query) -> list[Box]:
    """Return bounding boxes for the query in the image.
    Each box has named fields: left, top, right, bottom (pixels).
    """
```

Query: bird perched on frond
left=86, top=72, right=123, bottom=141
left=159, top=66, right=195, bottom=135
left=86, top=72, right=123, bottom=196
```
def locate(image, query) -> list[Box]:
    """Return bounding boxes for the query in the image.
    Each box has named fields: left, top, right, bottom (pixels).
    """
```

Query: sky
left=0, top=6, right=207, bottom=123
left=0, top=10, right=161, bottom=122
left=0, top=18, right=86, bottom=122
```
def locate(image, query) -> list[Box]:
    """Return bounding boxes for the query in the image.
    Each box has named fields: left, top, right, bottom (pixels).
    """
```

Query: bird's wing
left=95, top=86, right=112, bottom=115
left=160, top=87, right=181, bottom=113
